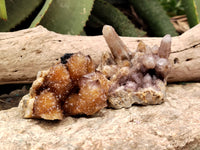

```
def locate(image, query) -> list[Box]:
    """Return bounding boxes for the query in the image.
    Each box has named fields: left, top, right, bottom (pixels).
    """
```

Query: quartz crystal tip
left=158, top=34, right=171, bottom=58
left=102, top=25, right=131, bottom=62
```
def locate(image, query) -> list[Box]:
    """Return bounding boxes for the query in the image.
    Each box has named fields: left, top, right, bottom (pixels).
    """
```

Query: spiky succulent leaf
left=38, top=0, right=94, bottom=35
left=129, top=0, right=178, bottom=36
left=0, top=0, right=43, bottom=32
left=30, top=0, right=53, bottom=28
left=0, top=0, right=7, bottom=20
left=182, top=0, right=200, bottom=27
left=92, top=0, right=146, bottom=37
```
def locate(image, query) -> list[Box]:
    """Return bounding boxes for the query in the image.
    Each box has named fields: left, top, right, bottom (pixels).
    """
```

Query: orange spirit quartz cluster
left=20, top=53, right=110, bottom=120
left=20, top=25, right=171, bottom=120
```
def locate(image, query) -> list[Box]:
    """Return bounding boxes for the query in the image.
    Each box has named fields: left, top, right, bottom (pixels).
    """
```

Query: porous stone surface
left=0, top=83, right=200, bottom=150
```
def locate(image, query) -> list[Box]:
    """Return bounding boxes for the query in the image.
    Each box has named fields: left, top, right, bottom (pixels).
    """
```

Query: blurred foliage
left=182, top=0, right=200, bottom=27
left=32, top=0, right=94, bottom=35
left=30, top=0, right=53, bottom=28
left=0, top=0, right=7, bottom=20
left=104, top=0, right=128, bottom=5
left=129, top=0, right=177, bottom=36
left=91, top=0, right=146, bottom=37
left=0, top=0, right=198, bottom=37
left=159, top=0, right=185, bottom=17
left=0, top=0, right=42, bottom=32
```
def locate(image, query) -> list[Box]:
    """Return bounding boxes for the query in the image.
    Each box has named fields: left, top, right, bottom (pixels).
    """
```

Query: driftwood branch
left=0, top=25, right=200, bottom=85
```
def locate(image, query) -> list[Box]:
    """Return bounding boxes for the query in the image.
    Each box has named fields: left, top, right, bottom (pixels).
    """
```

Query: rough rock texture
left=1, top=83, right=200, bottom=149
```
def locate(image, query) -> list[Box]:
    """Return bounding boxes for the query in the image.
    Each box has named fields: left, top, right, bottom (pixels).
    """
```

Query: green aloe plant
left=129, top=0, right=178, bottom=36
left=30, top=0, right=53, bottom=28
left=182, top=0, right=200, bottom=27
left=0, top=0, right=7, bottom=20
left=31, top=0, right=94, bottom=35
left=0, top=0, right=94, bottom=35
left=0, top=0, right=43, bottom=32
left=0, top=0, right=192, bottom=37
left=92, top=0, right=146, bottom=37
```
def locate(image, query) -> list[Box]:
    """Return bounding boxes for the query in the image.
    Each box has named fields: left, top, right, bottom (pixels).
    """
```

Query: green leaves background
left=0, top=0, right=199, bottom=36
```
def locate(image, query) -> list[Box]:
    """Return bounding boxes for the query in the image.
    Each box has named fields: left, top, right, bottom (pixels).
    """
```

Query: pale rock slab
left=0, top=83, right=200, bottom=149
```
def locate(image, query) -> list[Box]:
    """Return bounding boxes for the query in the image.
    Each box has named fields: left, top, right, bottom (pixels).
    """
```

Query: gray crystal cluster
left=97, top=25, right=171, bottom=109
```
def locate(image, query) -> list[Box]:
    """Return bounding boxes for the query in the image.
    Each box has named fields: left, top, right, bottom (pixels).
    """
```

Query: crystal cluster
left=19, top=25, right=171, bottom=120
left=97, top=25, right=171, bottom=109
left=19, top=53, right=110, bottom=120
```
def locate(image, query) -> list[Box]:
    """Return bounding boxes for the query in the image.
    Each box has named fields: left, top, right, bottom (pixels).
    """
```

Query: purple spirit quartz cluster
left=98, top=25, right=171, bottom=108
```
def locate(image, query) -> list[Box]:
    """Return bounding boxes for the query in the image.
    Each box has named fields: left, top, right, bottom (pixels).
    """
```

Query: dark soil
left=0, top=84, right=31, bottom=110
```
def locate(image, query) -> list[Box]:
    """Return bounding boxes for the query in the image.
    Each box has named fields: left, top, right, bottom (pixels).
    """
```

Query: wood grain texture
left=0, top=25, right=200, bottom=84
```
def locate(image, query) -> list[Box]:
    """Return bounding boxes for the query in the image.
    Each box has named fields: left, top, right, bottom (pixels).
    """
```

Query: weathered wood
left=0, top=25, right=200, bottom=85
